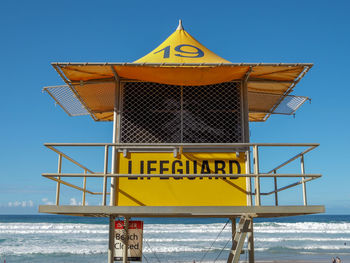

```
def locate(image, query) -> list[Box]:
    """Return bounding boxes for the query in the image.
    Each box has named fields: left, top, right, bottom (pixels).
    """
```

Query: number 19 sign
left=114, top=220, right=144, bottom=262
left=154, top=44, right=204, bottom=58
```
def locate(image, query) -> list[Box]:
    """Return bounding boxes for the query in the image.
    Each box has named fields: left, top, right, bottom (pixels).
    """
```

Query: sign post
left=114, top=220, right=143, bottom=262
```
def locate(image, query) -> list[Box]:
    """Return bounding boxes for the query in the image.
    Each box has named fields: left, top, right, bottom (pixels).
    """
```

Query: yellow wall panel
left=116, top=152, right=247, bottom=206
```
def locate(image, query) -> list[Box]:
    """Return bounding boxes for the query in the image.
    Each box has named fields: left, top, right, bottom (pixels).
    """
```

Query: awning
left=45, top=21, right=312, bottom=122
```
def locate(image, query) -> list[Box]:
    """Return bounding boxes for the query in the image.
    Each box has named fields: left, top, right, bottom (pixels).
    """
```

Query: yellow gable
left=134, top=20, right=230, bottom=64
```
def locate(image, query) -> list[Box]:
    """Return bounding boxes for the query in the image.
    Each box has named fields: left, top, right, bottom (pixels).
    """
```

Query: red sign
left=115, top=220, right=143, bottom=230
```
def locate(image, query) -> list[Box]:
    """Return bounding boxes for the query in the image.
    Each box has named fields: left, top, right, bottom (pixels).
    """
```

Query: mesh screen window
left=120, top=81, right=242, bottom=143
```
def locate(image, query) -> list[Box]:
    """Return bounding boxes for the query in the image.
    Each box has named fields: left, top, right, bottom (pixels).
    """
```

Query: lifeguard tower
left=40, top=21, right=324, bottom=263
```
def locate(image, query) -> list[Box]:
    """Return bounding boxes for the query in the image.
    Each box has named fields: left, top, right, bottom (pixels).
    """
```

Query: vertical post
left=103, top=145, right=109, bottom=206
left=110, top=110, right=118, bottom=206
left=253, top=145, right=260, bottom=206
left=242, top=68, right=251, bottom=143
left=108, top=215, right=115, bottom=263
left=301, top=155, right=307, bottom=206
left=123, top=217, right=130, bottom=263
left=273, top=170, right=278, bottom=206
left=242, top=70, right=252, bottom=206
left=55, top=154, right=62, bottom=206
left=247, top=218, right=254, bottom=263
left=231, top=217, right=236, bottom=250
left=108, top=61, right=121, bottom=263
left=110, top=69, right=121, bottom=207
left=246, top=149, right=252, bottom=206
left=82, top=169, right=87, bottom=206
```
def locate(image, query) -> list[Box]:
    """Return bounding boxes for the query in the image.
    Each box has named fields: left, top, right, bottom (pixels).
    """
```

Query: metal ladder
left=227, top=215, right=253, bottom=263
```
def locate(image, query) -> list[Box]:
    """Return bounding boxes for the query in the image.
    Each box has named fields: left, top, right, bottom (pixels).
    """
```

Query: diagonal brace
left=227, top=216, right=252, bottom=263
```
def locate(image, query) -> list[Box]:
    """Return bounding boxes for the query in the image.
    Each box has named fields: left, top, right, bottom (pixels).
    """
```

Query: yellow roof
left=134, top=20, right=230, bottom=64
left=46, top=21, right=312, bottom=122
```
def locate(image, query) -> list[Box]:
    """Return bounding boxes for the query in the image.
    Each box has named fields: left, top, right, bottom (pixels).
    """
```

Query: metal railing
left=42, top=143, right=321, bottom=207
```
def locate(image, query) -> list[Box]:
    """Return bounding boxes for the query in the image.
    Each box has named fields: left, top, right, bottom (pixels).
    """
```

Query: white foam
left=256, top=237, right=350, bottom=242
left=0, top=245, right=107, bottom=256
left=0, top=223, right=108, bottom=235
left=254, top=222, right=350, bottom=234
left=1, top=221, right=350, bottom=256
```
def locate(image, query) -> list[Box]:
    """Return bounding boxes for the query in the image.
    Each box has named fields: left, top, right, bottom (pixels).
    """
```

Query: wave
left=0, top=223, right=108, bottom=235
left=1, top=221, right=350, bottom=257
left=2, top=221, right=350, bottom=233
left=2, top=244, right=350, bottom=257
left=256, top=237, right=350, bottom=242
left=0, top=223, right=108, bottom=230
left=147, top=237, right=350, bottom=243
left=0, top=246, right=106, bottom=256
left=254, top=222, right=350, bottom=230
left=256, top=245, right=350, bottom=253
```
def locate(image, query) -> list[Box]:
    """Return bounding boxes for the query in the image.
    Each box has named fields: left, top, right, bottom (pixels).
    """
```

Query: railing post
left=273, top=170, right=278, bottom=206
left=55, top=154, right=62, bottom=206
left=82, top=169, right=87, bottom=206
left=301, top=154, right=307, bottom=206
left=253, top=145, right=260, bottom=206
left=246, top=149, right=252, bottom=206
left=103, top=145, right=109, bottom=206
left=110, top=74, right=121, bottom=207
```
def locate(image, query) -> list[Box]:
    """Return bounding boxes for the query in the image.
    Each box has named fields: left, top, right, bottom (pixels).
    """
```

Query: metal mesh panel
left=275, top=95, right=308, bottom=114
left=120, top=82, right=181, bottom=143
left=44, top=85, right=89, bottom=116
left=120, top=81, right=242, bottom=143
left=248, top=91, right=308, bottom=115
left=44, top=82, right=308, bottom=123
left=183, top=82, right=242, bottom=143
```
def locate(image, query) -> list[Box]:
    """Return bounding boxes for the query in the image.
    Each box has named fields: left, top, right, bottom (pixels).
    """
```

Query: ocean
left=0, top=214, right=349, bottom=262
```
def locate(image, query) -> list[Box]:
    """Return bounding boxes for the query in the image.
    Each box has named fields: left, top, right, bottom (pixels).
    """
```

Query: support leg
left=247, top=218, right=254, bottom=263
left=122, top=217, right=130, bottom=263
left=108, top=216, right=115, bottom=263
left=230, top=217, right=237, bottom=262
left=231, top=217, right=236, bottom=244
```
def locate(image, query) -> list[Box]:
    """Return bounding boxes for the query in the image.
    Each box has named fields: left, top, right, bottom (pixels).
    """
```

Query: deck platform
left=39, top=205, right=324, bottom=218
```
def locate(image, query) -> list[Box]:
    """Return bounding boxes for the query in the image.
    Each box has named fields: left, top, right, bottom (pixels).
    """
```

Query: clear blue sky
left=0, top=0, right=349, bottom=214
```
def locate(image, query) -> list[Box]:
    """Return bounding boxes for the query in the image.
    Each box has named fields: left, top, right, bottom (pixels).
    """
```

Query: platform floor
left=39, top=205, right=325, bottom=218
